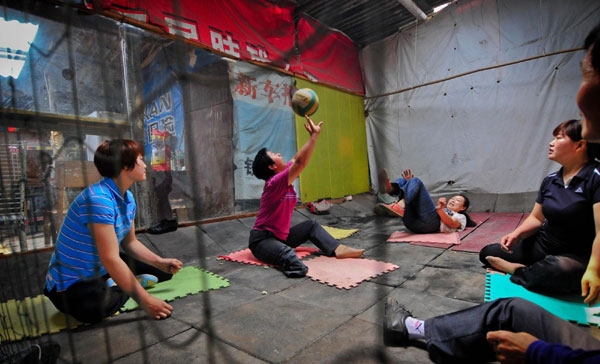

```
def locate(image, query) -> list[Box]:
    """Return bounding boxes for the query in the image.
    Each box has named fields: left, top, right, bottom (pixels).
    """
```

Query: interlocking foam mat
left=218, top=226, right=358, bottom=266
left=387, top=231, right=460, bottom=248
left=121, top=266, right=229, bottom=311
left=0, top=266, right=229, bottom=341
left=303, top=256, right=399, bottom=290
left=322, top=225, right=359, bottom=239
left=485, top=271, right=600, bottom=326
left=457, top=212, right=492, bottom=239
left=453, top=213, right=524, bottom=253
left=218, top=247, right=319, bottom=266
left=1, top=295, right=83, bottom=342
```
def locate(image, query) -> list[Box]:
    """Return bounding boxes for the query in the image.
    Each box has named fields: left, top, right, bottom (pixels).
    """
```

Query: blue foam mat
left=485, top=272, right=600, bottom=326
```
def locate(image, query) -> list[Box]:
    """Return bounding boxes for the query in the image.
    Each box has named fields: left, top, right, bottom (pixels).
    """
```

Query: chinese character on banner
left=147, top=121, right=159, bottom=138
left=259, top=79, right=281, bottom=104
left=246, top=42, right=270, bottom=63
left=161, top=115, right=176, bottom=135
left=244, top=157, right=253, bottom=176
left=209, top=27, right=241, bottom=58
left=234, top=71, right=257, bottom=99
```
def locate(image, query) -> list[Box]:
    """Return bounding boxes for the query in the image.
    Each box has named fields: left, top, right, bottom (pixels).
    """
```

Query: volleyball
left=292, top=88, right=319, bottom=116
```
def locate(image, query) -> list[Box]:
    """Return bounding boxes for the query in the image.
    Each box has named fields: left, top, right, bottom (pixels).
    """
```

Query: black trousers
left=44, top=252, right=172, bottom=323
left=424, top=297, right=600, bottom=363
left=479, top=232, right=588, bottom=294
left=249, top=220, right=339, bottom=277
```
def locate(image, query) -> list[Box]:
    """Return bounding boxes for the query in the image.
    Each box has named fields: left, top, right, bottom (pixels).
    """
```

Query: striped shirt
left=45, top=177, right=136, bottom=291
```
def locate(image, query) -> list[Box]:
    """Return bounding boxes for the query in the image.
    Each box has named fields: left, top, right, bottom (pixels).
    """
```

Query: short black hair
left=94, top=139, right=144, bottom=178
left=553, top=119, right=600, bottom=160
left=553, top=119, right=583, bottom=141
left=252, top=148, right=275, bottom=181
left=584, top=23, right=600, bottom=74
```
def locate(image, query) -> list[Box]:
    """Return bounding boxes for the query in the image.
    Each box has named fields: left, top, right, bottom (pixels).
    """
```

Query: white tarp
left=361, top=0, right=600, bottom=197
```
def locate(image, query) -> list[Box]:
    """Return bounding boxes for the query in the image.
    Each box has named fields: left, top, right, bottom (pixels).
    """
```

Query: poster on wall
left=229, top=61, right=298, bottom=200
left=142, top=52, right=185, bottom=172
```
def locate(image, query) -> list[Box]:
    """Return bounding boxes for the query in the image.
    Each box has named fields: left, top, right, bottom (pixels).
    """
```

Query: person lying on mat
left=383, top=296, right=600, bottom=363
left=44, top=139, right=182, bottom=323
left=249, top=115, right=364, bottom=278
left=480, top=119, right=600, bottom=299
left=375, top=168, right=476, bottom=234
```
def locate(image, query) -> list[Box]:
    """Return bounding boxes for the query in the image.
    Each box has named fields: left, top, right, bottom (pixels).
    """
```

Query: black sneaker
left=147, top=219, right=178, bottom=235
left=383, top=296, right=411, bottom=346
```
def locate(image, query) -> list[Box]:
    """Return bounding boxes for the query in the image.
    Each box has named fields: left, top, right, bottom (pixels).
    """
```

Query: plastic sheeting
left=229, top=61, right=298, bottom=200
left=361, top=0, right=600, bottom=196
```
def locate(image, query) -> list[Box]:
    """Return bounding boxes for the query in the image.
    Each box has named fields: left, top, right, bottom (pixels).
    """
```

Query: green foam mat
left=121, top=266, right=230, bottom=311
left=485, top=272, right=600, bottom=326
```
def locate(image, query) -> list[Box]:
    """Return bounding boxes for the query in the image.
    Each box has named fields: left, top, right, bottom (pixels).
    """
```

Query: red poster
left=87, top=0, right=364, bottom=94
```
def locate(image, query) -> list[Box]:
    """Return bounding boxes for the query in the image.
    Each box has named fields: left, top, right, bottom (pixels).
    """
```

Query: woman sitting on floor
left=375, top=169, right=475, bottom=234
left=480, top=119, right=600, bottom=301
left=249, top=115, right=364, bottom=278
left=44, top=139, right=182, bottom=323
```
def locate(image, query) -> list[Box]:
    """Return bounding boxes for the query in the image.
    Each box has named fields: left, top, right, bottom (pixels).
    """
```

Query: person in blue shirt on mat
left=44, top=139, right=182, bottom=323
left=479, top=119, right=600, bottom=299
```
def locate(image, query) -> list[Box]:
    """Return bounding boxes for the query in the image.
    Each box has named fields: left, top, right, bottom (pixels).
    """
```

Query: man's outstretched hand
left=487, top=330, right=538, bottom=364
left=304, top=115, right=323, bottom=136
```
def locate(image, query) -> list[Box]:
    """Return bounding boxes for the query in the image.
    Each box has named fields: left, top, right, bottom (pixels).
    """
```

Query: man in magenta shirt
left=249, top=115, right=364, bottom=277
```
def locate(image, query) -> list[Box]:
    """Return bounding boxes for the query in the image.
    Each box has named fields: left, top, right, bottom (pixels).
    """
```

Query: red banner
left=296, top=15, right=364, bottom=95
left=87, top=0, right=364, bottom=94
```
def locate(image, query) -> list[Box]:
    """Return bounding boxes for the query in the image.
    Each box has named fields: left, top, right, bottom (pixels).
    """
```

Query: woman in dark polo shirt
left=480, top=119, right=600, bottom=301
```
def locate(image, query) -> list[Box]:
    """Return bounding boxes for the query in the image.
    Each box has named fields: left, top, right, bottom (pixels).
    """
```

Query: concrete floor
left=2, top=193, right=597, bottom=363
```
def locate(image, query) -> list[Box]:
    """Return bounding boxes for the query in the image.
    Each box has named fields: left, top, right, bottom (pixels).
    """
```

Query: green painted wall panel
left=294, top=79, right=369, bottom=202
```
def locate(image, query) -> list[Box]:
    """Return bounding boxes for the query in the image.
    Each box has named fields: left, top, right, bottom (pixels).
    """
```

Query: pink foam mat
left=387, top=231, right=460, bottom=248
left=303, top=256, right=400, bottom=290
left=218, top=247, right=319, bottom=266
left=452, top=213, right=524, bottom=253
left=458, top=212, right=493, bottom=239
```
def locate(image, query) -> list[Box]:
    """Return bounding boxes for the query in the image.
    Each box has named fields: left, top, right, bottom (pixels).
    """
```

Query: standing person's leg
left=156, top=171, right=174, bottom=221
left=44, top=277, right=130, bottom=324
left=397, top=177, right=440, bottom=233
left=286, top=220, right=365, bottom=258
left=422, top=297, right=600, bottom=363
left=249, top=229, right=308, bottom=277
left=148, top=171, right=177, bottom=234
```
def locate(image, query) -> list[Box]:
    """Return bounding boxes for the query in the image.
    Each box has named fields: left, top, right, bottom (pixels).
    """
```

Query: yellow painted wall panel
left=294, top=79, right=369, bottom=202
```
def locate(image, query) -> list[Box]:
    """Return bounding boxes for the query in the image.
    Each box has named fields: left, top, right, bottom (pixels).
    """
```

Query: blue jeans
left=249, top=220, right=339, bottom=277
left=393, top=177, right=440, bottom=233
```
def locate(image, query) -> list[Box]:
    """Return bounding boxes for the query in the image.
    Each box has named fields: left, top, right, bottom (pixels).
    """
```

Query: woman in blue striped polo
left=44, top=139, right=182, bottom=323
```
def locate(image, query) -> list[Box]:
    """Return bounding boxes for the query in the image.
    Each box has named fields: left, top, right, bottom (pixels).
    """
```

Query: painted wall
left=294, top=79, right=370, bottom=203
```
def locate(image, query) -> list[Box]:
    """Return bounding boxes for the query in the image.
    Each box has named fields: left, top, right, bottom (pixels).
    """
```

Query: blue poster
left=142, top=52, right=185, bottom=170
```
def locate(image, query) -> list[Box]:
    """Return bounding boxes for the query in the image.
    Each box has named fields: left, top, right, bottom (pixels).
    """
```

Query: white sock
left=405, top=316, right=425, bottom=340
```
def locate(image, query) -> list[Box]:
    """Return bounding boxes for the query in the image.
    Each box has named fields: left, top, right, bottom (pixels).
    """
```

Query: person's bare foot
left=486, top=256, right=525, bottom=274
left=335, top=244, right=365, bottom=258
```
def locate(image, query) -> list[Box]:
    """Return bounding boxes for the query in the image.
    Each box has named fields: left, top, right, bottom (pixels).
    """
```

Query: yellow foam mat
left=0, top=295, right=83, bottom=342
left=322, top=225, right=359, bottom=239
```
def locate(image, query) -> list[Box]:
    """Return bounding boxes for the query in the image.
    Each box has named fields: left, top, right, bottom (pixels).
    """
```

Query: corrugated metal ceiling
left=293, top=0, right=454, bottom=48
